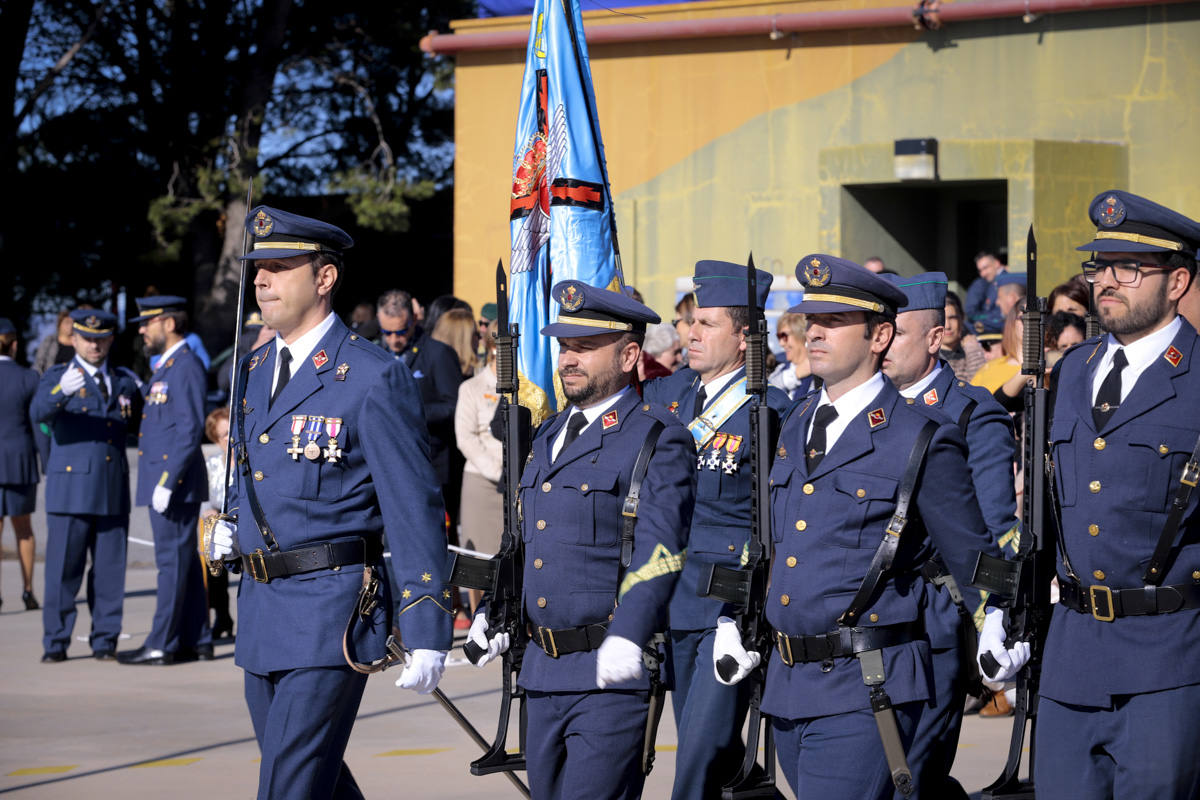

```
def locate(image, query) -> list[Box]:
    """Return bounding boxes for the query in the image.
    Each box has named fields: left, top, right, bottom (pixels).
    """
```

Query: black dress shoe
left=194, top=644, right=215, bottom=661
left=116, top=647, right=174, bottom=665
left=176, top=644, right=215, bottom=662
left=212, top=617, right=234, bottom=640
left=41, top=651, right=67, bottom=663
left=22, top=591, right=40, bottom=611
left=93, top=649, right=117, bottom=661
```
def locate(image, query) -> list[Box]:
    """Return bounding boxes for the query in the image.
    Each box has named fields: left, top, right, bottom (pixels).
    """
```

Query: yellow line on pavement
left=130, top=757, right=202, bottom=768
left=375, top=748, right=451, bottom=757
left=8, top=766, right=78, bottom=776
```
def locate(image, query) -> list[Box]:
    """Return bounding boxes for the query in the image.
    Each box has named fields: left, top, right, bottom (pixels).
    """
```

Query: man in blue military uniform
left=470, top=280, right=695, bottom=800
left=118, top=296, right=212, bottom=665
left=31, top=309, right=142, bottom=661
left=880, top=271, right=1018, bottom=799
left=985, top=191, right=1200, bottom=799
left=642, top=260, right=790, bottom=799
left=715, top=256, right=1016, bottom=800
left=0, top=317, right=42, bottom=612
left=208, top=206, right=452, bottom=799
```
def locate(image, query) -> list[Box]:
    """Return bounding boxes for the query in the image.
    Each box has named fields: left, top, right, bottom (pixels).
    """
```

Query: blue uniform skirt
left=0, top=483, right=36, bottom=516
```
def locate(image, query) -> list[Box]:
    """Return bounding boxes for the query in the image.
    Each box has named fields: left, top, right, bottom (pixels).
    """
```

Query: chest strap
left=1058, top=577, right=1200, bottom=622
left=531, top=621, right=609, bottom=658
left=1142, top=430, right=1200, bottom=586
left=621, top=420, right=665, bottom=569
left=234, top=354, right=279, bottom=551
left=243, top=534, right=382, bottom=584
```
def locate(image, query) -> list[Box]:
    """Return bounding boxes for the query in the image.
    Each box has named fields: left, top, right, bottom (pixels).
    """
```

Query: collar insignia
left=868, top=408, right=886, bottom=428
left=923, top=388, right=939, bottom=406
left=668, top=401, right=679, bottom=414
left=602, top=410, right=619, bottom=429
left=1164, top=345, right=1183, bottom=367
left=335, top=362, right=350, bottom=381
left=312, top=349, right=328, bottom=369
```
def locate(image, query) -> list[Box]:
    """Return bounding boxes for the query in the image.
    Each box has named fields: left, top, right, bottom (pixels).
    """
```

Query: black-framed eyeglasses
left=1081, top=259, right=1172, bottom=286
left=379, top=326, right=410, bottom=337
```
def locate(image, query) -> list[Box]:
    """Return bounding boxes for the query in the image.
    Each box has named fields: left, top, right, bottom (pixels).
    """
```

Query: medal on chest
left=323, top=417, right=343, bottom=463
left=303, top=415, right=326, bottom=461
left=722, top=435, right=743, bottom=474
left=288, top=415, right=307, bottom=461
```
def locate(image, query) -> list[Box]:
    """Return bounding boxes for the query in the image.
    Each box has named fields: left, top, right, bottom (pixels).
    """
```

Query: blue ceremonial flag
left=508, top=0, right=623, bottom=423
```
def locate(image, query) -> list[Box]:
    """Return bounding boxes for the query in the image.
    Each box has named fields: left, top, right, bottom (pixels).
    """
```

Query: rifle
left=972, top=225, right=1052, bottom=799
left=696, top=254, right=779, bottom=800
left=202, top=181, right=254, bottom=578
left=449, top=261, right=533, bottom=782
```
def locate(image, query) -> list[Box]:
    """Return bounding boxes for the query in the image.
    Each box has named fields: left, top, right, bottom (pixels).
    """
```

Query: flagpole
left=557, top=0, right=625, bottom=286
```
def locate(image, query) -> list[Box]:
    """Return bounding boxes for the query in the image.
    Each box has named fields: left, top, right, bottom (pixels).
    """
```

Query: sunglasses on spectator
left=380, top=326, right=410, bottom=337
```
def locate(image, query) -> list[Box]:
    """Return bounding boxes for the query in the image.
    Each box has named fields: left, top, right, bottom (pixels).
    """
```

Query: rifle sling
left=620, top=420, right=665, bottom=569
left=234, top=355, right=280, bottom=551
left=1142, top=430, right=1200, bottom=586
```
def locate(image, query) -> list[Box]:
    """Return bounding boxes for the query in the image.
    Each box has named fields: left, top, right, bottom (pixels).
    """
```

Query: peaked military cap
left=0, top=317, right=15, bottom=337
left=691, top=260, right=773, bottom=309
left=1076, top=190, right=1200, bottom=256
left=542, top=280, right=660, bottom=338
left=995, top=272, right=1027, bottom=289
left=790, top=254, right=907, bottom=315
left=880, top=271, right=948, bottom=313
left=241, top=205, right=354, bottom=262
left=70, top=308, right=118, bottom=338
left=130, top=295, right=187, bottom=324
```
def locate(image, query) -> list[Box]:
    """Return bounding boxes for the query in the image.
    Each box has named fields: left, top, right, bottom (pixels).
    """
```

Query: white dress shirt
left=898, top=363, right=945, bottom=400
left=551, top=385, right=632, bottom=462
left=808, top=371, right=887, bottom=454
left=1090, top=315, right=1181, bottom=405
left=73, top=355, right=110, bottom=398
left=271, top=312, right=338, bottom=397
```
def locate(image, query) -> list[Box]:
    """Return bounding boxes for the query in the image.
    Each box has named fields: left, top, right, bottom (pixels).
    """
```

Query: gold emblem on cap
left=85, top=315, right=101, bottom=329
left=252, top=209, right=274, bottom=238
left=803, top=257, right=831, bottom=288
left=559, top=283, right=584, bottom=312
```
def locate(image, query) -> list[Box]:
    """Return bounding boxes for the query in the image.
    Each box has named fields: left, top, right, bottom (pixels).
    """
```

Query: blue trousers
left=774, top=702, right=922, bottom=800
left=668, top=628, right=751, bottom=799
left=526, top=690, right=648, bottom=800
left=244, top=666, right=367, bottom=800
left=144, top=502, right=210, bottom=652
left=900, top=645, right=969, bottom=800
left=1036, top=683, right=1200, bottom=799
left=42, top=513, right=127, bottom=654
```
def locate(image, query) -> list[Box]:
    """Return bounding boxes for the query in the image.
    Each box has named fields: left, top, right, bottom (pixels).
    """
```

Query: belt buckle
left=248, top=549, right=270, bottom=583
left=539, top=627, right=559, bottom=659
left=885, top=514, right=906, bottom=538
left=776, top=631, right=795, bottom=667
left=1089, top=585, right=1115, bottom=622
left=1182, top=460, right=1199, bottom=489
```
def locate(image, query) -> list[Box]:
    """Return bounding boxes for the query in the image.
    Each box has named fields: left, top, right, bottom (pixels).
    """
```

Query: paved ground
left=0, top=459, right=1026, bottom=798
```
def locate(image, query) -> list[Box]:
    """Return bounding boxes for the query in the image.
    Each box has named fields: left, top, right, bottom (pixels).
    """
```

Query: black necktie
left=560, top=412, right=589, bottom=457
left=695, top=386, right=708, bottom=414
left=1092, top=348, right=1128, bottom=430
left=96, top=371, right=109, bottom=404
left=272, top=347, right=292, bottom=407
left=806, top=405, right=839, bottom=472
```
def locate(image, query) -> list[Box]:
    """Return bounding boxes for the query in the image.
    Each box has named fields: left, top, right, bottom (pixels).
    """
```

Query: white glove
left=395, top=649, right=447, bottom=695
left=977, top=607, right=1031, bottom=682
left=59, top=367, right=86, bottom=396
left=467, top=613, right=509, bottom=668
left=713, top=616, right=760, bottom=686
left=210, top=519, right=239, bottom=560
left=151, top=485, right=172, bottom=514
left=595, top=635, right=644, bottom=689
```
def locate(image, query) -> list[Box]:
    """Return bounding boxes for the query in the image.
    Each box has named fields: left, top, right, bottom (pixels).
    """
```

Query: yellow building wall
left=452, top=0, right=1200, bottom=318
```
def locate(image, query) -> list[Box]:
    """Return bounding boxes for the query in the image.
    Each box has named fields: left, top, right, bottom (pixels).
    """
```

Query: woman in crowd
left=433, top=308, right=481, bottom=378
left=33, top=310, right=77, bottom=375
left=768, top=311, right=815, bottom=400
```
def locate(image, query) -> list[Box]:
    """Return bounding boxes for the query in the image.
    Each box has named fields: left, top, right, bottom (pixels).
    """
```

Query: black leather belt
left=776, top=622, right=921, bottom=668
left=1059, top=578, right=1200, bottom=622
left=243, top=534, right=383, bottom=584
left=532, top=622, right=608, bottom=658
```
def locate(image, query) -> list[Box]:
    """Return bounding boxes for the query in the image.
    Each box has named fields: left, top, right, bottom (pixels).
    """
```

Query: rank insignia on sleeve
left=312, top=349, right=329, bottom=369
left=668, top=401, right=679, bottom=414
left=602, top=410, right=619, bottom=429
left=923, top=388, right=939, bottom=406
left=867, top=408, right=887, bottom=428
left=1164, top=345, right=1183, bottom=367
left=335, top=363, right=350, bottom=381
left=421, top=572, right=432, bottom=583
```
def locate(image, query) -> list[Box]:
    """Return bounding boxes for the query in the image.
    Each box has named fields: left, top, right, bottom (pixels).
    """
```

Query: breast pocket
left=276, top=461, right=341, bottom=500
left=1127, top=424, right=1199, bottom=512
left=832, top=471, right=899, bottom=548
left=1049, top=416, right=1077, bottom=508
left=768, top=463, right=795, bottom=544
left=557, top=469, right=621, bottom=545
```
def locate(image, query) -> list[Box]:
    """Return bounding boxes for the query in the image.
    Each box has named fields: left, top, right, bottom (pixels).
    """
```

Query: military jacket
left=1042, top=321, right=1200, bottom=706
left=397, top=332, right=463, bottom=486
left=762, top=379, right=1000, bottom=720
left=0, top=359, right=40, bottom=485
left=903, top=363, right=1017, bottom=648
left=135, top=343, right=208, bottom=506
left=228, top=318, right=452, bottom=675
left=517, top=388, right=695, bottom=693
left=643, top=366, right=791, bottom=631
left=30, top=360, right=141, bottom=516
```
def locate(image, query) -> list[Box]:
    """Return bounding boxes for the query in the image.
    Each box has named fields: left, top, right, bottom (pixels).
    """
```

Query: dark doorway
left=840, top=180, right=1008, bottom=290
